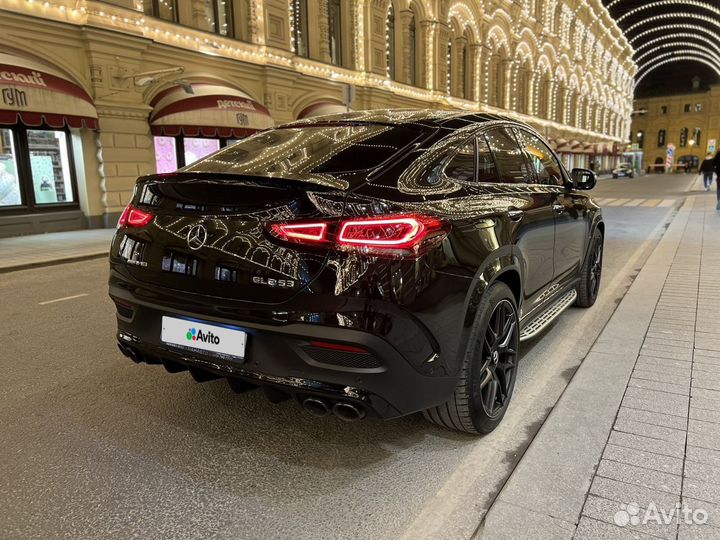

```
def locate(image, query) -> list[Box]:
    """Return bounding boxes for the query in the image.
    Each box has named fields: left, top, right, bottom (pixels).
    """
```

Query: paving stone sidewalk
left=0, top=228, right=115, bottom=271
left=574, top=196, right=720, bottom=539
left=478, top=194, right=720, bottom=540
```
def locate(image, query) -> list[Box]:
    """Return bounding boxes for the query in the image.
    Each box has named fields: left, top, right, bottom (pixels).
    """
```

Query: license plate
left=161, top=316, right=247, bottom=359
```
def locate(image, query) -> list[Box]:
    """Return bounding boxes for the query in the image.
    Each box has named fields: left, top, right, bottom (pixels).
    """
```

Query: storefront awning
left=150, top=84, right=274, bottom=138
left=0, top=52, right=98, bottom=129
left=297, top=101, right=350, bottom=119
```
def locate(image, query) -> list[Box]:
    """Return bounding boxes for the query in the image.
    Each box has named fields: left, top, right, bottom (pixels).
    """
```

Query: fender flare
left=450, top=247, right=522, bottom=375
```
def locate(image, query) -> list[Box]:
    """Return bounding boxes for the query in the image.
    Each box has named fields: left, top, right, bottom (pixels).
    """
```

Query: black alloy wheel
left=423, top=281, right=520, bottom=434
left=576, top=228, right=603, bottom=307
left=477, top=299, right=518, bottom=419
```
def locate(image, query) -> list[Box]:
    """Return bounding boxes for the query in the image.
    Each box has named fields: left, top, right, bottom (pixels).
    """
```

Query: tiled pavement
left=0, top=228, right=115, bottom=271
left=574, top=195, right=720, bottom=540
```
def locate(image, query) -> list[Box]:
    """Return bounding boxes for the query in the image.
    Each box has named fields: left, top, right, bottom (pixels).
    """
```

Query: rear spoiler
left=136, top=171, right=347, bottom=192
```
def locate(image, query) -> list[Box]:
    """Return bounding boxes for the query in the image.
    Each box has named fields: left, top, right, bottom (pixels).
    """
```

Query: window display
left=28, top=130, right=74, bottom=204
left=154, top=136, right=178, bottom=174
left=183, top=138, right=220, bottom=166
left=0, top=128, right=21, bottom=207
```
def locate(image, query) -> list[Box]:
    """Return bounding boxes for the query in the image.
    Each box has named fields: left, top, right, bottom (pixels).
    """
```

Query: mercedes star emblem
left=186, top=224, right=208, bottom=250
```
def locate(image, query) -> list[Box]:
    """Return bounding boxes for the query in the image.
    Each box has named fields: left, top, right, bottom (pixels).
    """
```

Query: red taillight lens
left=118, top=204, right=154, bottom=228
left=267, top=214, right=448, bottom=256
left=337, top=214, right=446, bottom=252
left=269, top=222, right=329, bottom=244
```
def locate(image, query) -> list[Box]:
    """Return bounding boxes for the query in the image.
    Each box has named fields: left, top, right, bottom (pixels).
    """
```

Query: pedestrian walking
left=714, top=151, right=720, bottom=210
left=700, top=153, right=715, bottom=191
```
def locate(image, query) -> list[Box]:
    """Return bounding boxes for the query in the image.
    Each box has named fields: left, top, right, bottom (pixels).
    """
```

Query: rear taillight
left=337, top=215, right=443, bottom=250
left=118, top=204, right=154, bottom=228
left=267, top=214, right=448, bottom=256
left=268, top=222, right=329, bottom=244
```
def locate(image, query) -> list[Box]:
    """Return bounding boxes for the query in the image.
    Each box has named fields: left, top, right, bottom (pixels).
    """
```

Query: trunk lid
left=118, top=173, right=345, bottom=304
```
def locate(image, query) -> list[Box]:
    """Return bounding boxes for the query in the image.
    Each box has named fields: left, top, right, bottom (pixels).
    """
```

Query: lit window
left=0, top=128, right=20, bottom=207
left=328, top=0, right=342, bottom=67
left=28, top=130, right=74, bottom=205
left=183, top=138, right=220, bottom=166
left=695, top=103, right=702, bottom=113
left=154, top=136, right=178, bottom=174
left=291, top=0, right=309, bottom=57
left=141, top=0, right=177, bottom=22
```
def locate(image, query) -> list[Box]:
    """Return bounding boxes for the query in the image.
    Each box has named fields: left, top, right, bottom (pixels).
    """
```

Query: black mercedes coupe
left=109, top=110, right=603, bottom=434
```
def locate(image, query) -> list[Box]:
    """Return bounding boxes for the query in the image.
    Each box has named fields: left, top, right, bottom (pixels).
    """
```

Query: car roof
left=279, top=109, right=513, bottom=129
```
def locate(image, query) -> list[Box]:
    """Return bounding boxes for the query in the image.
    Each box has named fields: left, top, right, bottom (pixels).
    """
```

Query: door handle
left=553, top=203, right=565, bottom=214
left=507, top=209, right=524, bottom=221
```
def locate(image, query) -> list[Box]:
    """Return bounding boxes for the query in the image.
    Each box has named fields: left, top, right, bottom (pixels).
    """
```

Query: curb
left=0, top=251, right=109, bottom=273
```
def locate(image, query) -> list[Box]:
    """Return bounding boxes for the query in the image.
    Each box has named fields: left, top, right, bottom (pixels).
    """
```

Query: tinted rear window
left=182, top=124, right=421, bottom=176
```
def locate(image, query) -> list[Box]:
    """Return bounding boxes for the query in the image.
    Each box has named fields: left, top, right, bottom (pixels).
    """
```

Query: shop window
left=657, top=129, right=666, bottom=148
left=190, top=0, right=234, bottom=36
left=291, top=0, right=309, bottom=57
left=183, top=138, right=220, bottom=165
left=154, top=136, right=236, bottom=173
left=154, top=136, right=178, bottom=174
left=0, top=128, right=21, bottom=207
left=0, top=126, right=78, bottom=211
left=142, top=0, right=177, bottom=22
left=328, top=0, right=343, bottom=67
left=27, top=130, right=74, bottom=204
left=695, top=103, right=702, bottom=113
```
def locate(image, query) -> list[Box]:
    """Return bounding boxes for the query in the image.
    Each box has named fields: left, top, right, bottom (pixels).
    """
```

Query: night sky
left=602, top=0, right=720, bottom=98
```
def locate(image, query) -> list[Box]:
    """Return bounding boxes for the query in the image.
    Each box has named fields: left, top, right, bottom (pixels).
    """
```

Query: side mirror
left=572, top=168, right=597, bottom=190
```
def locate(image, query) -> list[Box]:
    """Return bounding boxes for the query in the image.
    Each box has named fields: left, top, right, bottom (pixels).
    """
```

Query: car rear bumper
left=109, top=269, right=457, bottom=419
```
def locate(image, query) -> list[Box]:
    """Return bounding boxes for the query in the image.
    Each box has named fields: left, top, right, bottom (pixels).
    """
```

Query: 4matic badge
left=186, top=327, right=220, bottom=345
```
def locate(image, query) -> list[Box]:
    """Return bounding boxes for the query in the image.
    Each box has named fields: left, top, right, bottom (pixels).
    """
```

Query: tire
left=576, top=228, right=603, bottom=308
left=612, top=174, right=618, bottom=178
left=423, top=282, right=519, bottom=435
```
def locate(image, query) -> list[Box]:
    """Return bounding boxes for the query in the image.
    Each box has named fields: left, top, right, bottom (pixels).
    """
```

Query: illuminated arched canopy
left=604, top=0, right=720, bottom=95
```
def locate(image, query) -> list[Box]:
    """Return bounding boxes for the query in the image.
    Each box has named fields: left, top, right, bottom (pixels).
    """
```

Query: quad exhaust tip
left=302, top=397, right=330, bottom=417
left=332, top=402, right=366, bottom=422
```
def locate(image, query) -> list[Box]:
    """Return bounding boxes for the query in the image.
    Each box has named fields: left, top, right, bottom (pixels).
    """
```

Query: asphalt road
left=0, top=174, right=697, bottom=539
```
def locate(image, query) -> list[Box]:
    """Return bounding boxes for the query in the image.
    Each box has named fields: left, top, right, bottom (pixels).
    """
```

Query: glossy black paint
left=109, top=110, right=603, bottom=419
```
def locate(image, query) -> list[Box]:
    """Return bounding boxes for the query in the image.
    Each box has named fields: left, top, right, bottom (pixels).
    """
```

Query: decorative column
left=470, top=43, right=483, bottom=102
left=453, top=35, right=467, bottom=98
left=317, top=0, right=332, bottom=64
left=420, top=20, right=437, bottom=90
left=434, top=22, right=450, bottom=93
left=399, top=9, right=414, bottom=85
left=526, top=70, right=537, bottom=115
left=501, top=59, right=512, bottom=110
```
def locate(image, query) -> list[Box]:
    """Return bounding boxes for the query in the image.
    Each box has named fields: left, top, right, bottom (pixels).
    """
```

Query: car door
left=514, top=129, right=587, bottom=283
left=484, top=127, right=556, bottom=317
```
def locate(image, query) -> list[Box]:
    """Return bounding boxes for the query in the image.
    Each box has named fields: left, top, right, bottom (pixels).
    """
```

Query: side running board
left=519, top=289, right=578, bottom=342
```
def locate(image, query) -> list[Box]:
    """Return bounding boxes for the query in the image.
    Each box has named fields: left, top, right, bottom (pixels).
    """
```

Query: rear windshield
left=182, top=124, right=421, bottom=176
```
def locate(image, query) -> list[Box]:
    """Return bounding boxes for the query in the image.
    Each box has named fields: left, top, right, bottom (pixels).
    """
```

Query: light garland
left=1, top=0, right=633, bottom=143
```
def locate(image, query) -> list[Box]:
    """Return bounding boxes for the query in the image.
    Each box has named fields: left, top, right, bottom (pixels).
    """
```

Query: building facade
left=0, top=0, right=635, bottom=236
left=631, top=85, right=720, bottom=174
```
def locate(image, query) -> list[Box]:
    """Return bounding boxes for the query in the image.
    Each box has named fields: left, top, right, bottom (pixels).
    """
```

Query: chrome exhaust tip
left=302, top=397, right=330, bottom=417
left=332, top=402, right=366, bottom=422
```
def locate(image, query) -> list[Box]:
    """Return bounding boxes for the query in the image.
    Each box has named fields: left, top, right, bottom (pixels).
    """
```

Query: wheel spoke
left=483, top=377, right=498, bottom=412
left=479, top=366, right=493, bottom=389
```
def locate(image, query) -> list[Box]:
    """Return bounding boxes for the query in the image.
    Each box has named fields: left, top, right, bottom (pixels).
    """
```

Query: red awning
left=0, top=52, right=98, bottom=129
left=297, top=101, right=349, bottom=119
left=150, top=83, right=274, bottom=138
